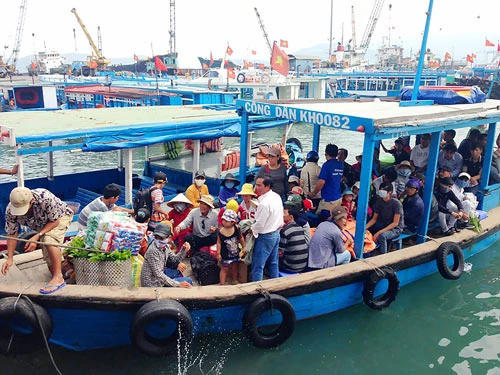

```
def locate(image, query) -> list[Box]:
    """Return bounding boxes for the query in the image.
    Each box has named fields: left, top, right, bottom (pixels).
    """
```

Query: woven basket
left=74, top=258, right=132, bottom=287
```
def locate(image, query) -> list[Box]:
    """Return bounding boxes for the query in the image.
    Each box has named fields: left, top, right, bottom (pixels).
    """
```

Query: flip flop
left=39, top=282, right=66, bottom=295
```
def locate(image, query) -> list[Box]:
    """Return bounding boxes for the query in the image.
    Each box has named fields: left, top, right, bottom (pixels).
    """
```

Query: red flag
left=251, top=50, right=257, bottom=55
left=485, top=39, right=495, bottom=47
left=271, top=42, right=290, bottom=76
left=466, top=54, right=474, bottom=63
left=134, top=54, right=139, bottom=62
left=257, top=63, right=265, bottom=69
left=155, top=56, right=167, bottom=71
left=243, top=60, right=250, bottom=69
left=226, top=46, right=233, bottom=56
left=31, top=61, right=37, bottom=70
left=472, top=53, right=477, bottom=59
left=444, top=52, right=451, bottom=62
left=280, top=39, right=289, bottom=48
left=227, top=67, right=235, bottom=79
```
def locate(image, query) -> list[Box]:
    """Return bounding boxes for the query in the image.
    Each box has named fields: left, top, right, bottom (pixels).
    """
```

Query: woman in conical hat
left=166, top=193, right=193, bottom=249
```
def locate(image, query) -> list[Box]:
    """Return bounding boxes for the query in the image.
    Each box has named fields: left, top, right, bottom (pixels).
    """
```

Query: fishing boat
left=0, top=89, right=499, bottom=356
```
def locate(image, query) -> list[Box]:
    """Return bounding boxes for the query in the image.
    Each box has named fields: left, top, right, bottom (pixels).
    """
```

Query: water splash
left=439, top=338, right=451, bottom=347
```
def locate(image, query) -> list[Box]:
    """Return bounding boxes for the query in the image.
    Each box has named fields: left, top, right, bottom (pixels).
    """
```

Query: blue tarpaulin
left=400, top=86, right=487, bottom=104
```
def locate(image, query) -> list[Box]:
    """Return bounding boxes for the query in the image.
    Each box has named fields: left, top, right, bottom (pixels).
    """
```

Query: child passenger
left=341, top=189, right=356, bottom=220
left=216, top=209, right=246, bottom=285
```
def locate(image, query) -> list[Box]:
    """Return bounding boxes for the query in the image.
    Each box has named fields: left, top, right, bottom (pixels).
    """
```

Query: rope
left=257, top=286, right=274, bottom=313
left=0, top=234, right=109, bottom=254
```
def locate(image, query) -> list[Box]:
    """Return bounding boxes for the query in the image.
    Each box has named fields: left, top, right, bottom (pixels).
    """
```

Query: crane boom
left=169, top=0, right=176, bottom=54
left=254, top=7, right=272, bottom=55
left=359, top=0, right=384, bottom=50
left=71, top=8, right=110, bottom=68
left=7, top=0, right=28, bottom=73
left=350, top=5, right=357, bottom=49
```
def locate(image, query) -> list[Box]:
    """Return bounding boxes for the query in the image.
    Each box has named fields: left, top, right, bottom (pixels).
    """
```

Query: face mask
left=154, top=238, right=169, bottom=249
left=455, top=179, right=469, bottom=189
left=398, top=169, right=411, bottom=177
left=378, top=190, right=388, bottom=199
left=440, top=186, right=450, bottom=193
left=225, top=182, right=235, bottom=189
left=174, top=203, right=186, bottom=212
left=195, top=179, right=205, bottom=187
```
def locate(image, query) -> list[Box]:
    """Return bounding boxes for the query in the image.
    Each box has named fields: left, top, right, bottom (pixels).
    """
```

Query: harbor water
left=1, top=121, right=499, bottom=374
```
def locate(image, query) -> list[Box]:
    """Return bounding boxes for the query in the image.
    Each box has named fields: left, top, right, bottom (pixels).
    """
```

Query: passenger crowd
left=2, top=127, right=496, bottom=292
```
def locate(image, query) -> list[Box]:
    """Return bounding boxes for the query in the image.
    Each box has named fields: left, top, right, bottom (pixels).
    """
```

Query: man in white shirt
left=410, top=133, right=430, bottom=173
left=251, top=175, right=284, bottom=281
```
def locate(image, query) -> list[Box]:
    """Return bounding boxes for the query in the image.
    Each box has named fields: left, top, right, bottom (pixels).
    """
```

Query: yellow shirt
left=185, top=184, right=209, bottom=208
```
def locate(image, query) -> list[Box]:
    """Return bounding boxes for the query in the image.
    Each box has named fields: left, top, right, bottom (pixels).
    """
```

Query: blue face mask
left=154, top=238, right=169, bottom=249
left=225, top=181, right=235, bottom=189
left=174, top=203, right=186, bottom=212
left=398, top=169, right=412, bottom=177
left=455, top=179, right=469, bottom=189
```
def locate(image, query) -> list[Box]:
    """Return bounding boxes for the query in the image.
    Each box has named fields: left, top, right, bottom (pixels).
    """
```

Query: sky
left=1, top=0, right=499, bottom=68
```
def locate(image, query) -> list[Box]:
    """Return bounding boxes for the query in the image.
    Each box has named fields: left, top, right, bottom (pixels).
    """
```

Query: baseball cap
left=285, top=194, right=302, bottom=210
left=405, top=179, right=420, bottom=189
left=8, top=187, right=33, bottom=216
left=154, top=223, right=172, bottom=239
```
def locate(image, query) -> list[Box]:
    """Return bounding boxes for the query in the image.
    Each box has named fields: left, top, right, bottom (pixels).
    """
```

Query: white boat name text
left=244, top=102, right=350, bottom=129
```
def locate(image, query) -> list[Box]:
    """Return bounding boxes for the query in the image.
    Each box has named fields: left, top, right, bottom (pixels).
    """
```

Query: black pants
left=185, top=233, right=218, bottom=253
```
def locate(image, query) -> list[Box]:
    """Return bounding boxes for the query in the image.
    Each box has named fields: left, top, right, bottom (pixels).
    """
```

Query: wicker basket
left=73, top=258, right=132, bottom=287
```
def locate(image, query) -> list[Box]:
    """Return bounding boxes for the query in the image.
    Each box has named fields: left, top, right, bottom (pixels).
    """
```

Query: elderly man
left=175, top=194, right=218, bottom=253
left=251, top=175, right=284, bottom=281
left=2, top=187, right=74, bottom=294
left=307, top=205, right=351, bottom=270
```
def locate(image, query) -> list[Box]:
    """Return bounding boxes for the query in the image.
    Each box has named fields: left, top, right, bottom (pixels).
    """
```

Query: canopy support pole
left=117, top=150, right=124, bottom=171
left=15, top=145, right=24, bottom=187
left=354, top=135, right=375, bottom=258
left=417, top=131, right=441, bottom=244
left=247, top=132, right=253, bottom=166
left=47, top=141, right=54, bottom=181
left=124, top=149, right=133, bottom=206
left=479, top=122, right=496, bottom=196
left=239, top=110, right=249, bottom=183
left=312, top=123, right=320, bottom=152
left=282, top=124, right=289, bottom=145
left=192, top=140, right=201, bottom=181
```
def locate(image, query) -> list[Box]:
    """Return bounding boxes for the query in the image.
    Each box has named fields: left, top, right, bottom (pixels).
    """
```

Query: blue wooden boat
left=0, top=92, right=500, bottom=356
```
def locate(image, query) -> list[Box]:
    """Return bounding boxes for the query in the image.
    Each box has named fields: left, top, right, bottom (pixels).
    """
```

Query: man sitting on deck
left=365, top=182, right=404, bottom=255
left=78, top=183, right=134, bottom=231
left=279, top=205, right=309, bottom=274
left=2, top=187, right=74, bottom=294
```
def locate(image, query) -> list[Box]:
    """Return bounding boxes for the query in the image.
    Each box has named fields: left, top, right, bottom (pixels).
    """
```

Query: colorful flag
left=258, top=63, right=265, bottom=69
left=498, top=43, right=500, bottom=52
left=155, top=56, right=167, bottom=71
left=134, top=54, right=139, bottom=62
left=466, top=54, right=474, bottom=63
left=485, top=39, right=495, bottom=47
left=472, top=53, right=477, bottom=59
left=202, top=62, right=209, bottom=70
left=209, top=51, right=214, bottom=67
left=444, top=52, right=451, bottom=62
left=226, top=46, right=233, bottom=56
left=280, top=39, right=289, bottom=48
left=227, top=67, right=235, bottom=79
left=251, top=50, right=257, bottom=55
left=271, top=42, right=290, bottom=76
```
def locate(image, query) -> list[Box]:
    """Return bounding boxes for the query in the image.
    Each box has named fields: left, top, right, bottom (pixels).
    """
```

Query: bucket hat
left=396, top=160, right=414, bottom=171
left=237, top=183, right=257, bottom=197
left=8, top=187, right=33, bottom=216
left=166, top=193, right=193, bottom=208
left=221, top=209, right=238, bottom=223
left=197, top=194, right=215, bottom=208
left=220, top=172, right=240, bottom=186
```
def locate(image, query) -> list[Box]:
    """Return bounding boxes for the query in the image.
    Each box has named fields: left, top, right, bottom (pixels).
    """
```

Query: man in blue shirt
left=308, top=143, right=344, bottom=220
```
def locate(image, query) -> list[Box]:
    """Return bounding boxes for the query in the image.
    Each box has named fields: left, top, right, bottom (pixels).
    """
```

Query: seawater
left=2, top=242, right=499, bottom=375
left=1, top=122, right=498, bottom=374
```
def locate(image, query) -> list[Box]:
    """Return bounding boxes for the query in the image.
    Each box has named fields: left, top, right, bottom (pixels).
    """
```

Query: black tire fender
left=243, top=294, right=296, bottom=349
left=0, top=296, right=53, bottom=355
left=436, top=242, right=464, bottom=280
left=15, top=231, right=39, bottom=254
left=236, top=73, right=246, bottom=83
left=130, top=300, right=193, bottom=356
left=362, top=267, right=400, bottom=310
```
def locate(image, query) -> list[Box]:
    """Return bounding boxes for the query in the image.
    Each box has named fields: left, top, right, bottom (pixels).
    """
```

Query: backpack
left=133, top=186, right=159, bottom=215
left=190, top=252, right=220, bottom=285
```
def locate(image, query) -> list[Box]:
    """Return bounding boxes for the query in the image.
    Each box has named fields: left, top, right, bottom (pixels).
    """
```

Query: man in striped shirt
left=279, top=205, right=308, bottom=273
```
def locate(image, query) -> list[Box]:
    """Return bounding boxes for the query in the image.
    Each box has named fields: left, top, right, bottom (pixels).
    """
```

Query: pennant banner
left=280, top=39, right=289, bottom=48
left=226, top=46, right=233, bottom=56
left=485, top=39, right=495, bottom=47
left=155, top=56, right=168, bottom=71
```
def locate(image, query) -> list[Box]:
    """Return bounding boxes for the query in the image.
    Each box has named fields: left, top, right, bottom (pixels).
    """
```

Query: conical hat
left=166, top=193, right=193, bottom=208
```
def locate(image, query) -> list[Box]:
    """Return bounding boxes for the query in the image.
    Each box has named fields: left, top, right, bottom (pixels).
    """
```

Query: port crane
left=71, top=8, right=110, bottom=70
left=0, top=0, right=28, bottom=77
left=254, top=7, right=273, bottom=55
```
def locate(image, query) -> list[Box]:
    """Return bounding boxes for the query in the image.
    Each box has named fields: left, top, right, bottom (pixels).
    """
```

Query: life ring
left=0, top=296, right=53, bottom=355
left=15, top=88, right=39, bottom=106
left=261, top=73, right=270, bottom=84
left=362, top=267, right=400, bottom=310
left=237, top=73, right=246, bottom=83
left=15, top=231, right=39, bottom=254
left=436, top=242, right=464, bottom=280
left=242, top=294, right=296, bottom=349
left=130, top=300, right=193, bottom=356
